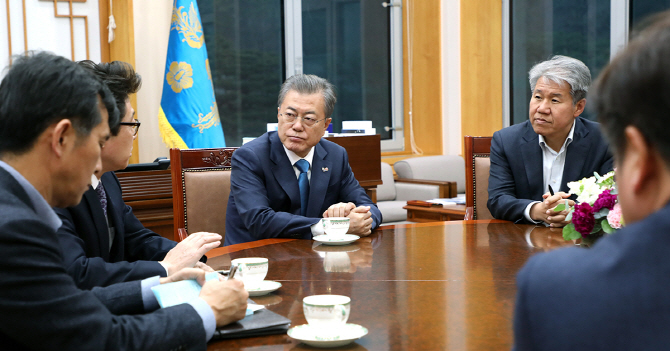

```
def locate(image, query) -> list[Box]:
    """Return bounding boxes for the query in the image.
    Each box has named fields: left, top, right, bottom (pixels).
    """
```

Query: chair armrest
left=396, top=178, right=457, bottom=198
left=177, top=228, right=188, bottom=242
left=394, top=182, right=441, bottom=201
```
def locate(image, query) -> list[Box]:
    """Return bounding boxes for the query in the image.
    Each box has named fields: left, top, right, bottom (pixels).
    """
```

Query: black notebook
left=212, top=308, right=291, bottom=340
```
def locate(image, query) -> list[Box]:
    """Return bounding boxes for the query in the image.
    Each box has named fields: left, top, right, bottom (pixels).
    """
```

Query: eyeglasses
left=280, top=113, right=325, bottom=128
left=119, top=119, right=141, bottom=136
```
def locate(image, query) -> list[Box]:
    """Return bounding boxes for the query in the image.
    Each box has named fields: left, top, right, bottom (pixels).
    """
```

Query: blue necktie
left=295, top=159, right=310, bottom=216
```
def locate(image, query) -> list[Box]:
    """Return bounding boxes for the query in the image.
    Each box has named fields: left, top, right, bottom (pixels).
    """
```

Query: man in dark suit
left=513, top=14, right=670, bottom=350
left=55, top=61, right=220, bottom=289
left=0, top=52, right=247, bottom=350
left=488, top=55, right=613, bottom=226
left=225, top=74, right=382, bottom=246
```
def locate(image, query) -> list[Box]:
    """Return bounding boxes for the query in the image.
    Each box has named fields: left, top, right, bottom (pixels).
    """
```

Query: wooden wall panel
left=460, top=0, right=503, bottom=144
left=98, top=0, right=139, bottom=164
left=384, top=0, right=442, bottom=157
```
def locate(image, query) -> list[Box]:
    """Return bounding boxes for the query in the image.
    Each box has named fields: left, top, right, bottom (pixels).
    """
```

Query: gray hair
left=528, top=55, right=591, bottom=104
left=277, top=74, right=337, bottom=119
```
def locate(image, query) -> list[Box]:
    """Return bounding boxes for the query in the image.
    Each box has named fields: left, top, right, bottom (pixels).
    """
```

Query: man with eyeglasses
left=54, top=61, right=222, bottom=289
left=224, top=74, right=382, bottom=245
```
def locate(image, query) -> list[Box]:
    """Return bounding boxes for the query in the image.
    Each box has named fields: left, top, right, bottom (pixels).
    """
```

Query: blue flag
left=159, top=0, right=225, bottom=148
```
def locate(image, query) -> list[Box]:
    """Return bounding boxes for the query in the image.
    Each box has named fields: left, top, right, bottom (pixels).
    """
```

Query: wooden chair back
left=464, top=136, right=493, bottom=220
left=170, top=147, right=237, bottom=242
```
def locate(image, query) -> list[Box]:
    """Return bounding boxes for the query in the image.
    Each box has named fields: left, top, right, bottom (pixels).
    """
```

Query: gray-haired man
left=224, top=74, right=382, bottom=246
left=487, top=55, right=614, bottom=226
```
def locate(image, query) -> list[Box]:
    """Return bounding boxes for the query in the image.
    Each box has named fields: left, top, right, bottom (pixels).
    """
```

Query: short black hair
left=0, top=52, right=120, bottom=155
left=77, top=60, right=141, bottom=134
left=592, top=11, right=670, bottom=164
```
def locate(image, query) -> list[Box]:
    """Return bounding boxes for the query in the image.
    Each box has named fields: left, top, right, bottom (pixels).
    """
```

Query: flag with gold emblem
left=158, top=0, right=225, bottom=148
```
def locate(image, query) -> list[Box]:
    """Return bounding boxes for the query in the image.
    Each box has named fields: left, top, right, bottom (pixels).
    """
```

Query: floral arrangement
left=561, top=171, right=624, bottom=244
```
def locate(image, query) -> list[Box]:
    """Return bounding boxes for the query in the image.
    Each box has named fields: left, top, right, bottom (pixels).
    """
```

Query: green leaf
left=593, top=208, right=609, bottom=219
left=563, top=225, right=582, bottom=241
left=602, top=219, right=615, bottom=234
left=553, top=203, right=566, bottom=212
left=591, top=221, right=602, bottom=234
left=566, top=211, right=573, bottom=222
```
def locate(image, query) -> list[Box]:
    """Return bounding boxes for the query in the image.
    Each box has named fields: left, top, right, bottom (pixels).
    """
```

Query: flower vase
left=578, top=231, right=605, bottom=248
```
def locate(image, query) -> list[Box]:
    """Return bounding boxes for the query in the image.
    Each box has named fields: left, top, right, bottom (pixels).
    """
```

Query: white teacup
left=303, top=294, right=351, bottom=339
left=322, top=217, right=350, bottom=238
left=230, top=257, right=268, bottom=290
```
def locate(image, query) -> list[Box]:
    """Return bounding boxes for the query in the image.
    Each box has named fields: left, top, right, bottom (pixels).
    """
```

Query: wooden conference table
left=205, top=220, right=574, bottom=350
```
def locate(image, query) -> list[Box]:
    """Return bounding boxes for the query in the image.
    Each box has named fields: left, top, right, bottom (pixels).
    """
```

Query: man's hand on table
left=160, top=232, right=221, bottom=275
left=323, top=202, right=373, bottom=236
left=199, top=279, right=249, bottom=326
left=323, top=202, right=356, bottom=218
left=530, top=192, right=575, bottom=227
left=347, top=206, right=373, bottom=236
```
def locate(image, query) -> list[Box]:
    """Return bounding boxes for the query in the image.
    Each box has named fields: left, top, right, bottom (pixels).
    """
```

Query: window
left=201, top=0, right=403, bottom=149
left=505, top=0, right=670, bottom=126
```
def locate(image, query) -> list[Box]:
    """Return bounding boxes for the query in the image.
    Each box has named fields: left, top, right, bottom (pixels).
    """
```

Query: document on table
left=427, top=194, right=466, bottom=206
left=151, top=272, right=261, bottom=316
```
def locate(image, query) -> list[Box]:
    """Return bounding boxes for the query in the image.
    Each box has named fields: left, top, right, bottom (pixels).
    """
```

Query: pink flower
left=607, top=203, right=623, bottom=229
left=572, top=202, right=596, bottom=237
left=592, top=189, right=617, bottom=212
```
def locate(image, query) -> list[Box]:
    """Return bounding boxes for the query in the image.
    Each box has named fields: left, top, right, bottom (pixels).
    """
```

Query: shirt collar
left=283, top=146, right=315, bottom=168
left=538, top=119, right=576, bottom=152
left=91, top=174, right=100, bottom=189
left=0, top=160, right=62, bottom=231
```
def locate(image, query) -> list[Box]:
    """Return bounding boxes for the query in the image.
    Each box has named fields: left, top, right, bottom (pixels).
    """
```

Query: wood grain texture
left=115, top=169, right=174, bottom=240
left=392, top=0, right=442, bottom=158
left=102, top=0, right=139, bottom=164
left=460, top=0, right=502, bottom=150
left=205, top=221, right=573, bottom=350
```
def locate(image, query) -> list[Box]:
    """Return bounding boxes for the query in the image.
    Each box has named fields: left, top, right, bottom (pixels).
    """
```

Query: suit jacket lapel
left=561, top=118, right=590, bottom=193
left=307, top=143, right=331, bottom=218
left=270, top=133, right=301, bottom=214
left=520, top=122, right=544, bottom=198
left=83, top=187, right=110, bottom=259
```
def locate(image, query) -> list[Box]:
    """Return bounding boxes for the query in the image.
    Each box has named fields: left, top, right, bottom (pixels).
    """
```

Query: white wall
left=133, top=0, right=171, bottom=163
left=442, top=0, right=461, bottom=156
left=0, top=0, right=100, bottom=73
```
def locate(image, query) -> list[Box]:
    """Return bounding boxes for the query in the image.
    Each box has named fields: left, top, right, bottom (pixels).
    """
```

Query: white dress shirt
left=523, top=120, right=576, bottom=223
left=283, top=146, right=325, bottom=236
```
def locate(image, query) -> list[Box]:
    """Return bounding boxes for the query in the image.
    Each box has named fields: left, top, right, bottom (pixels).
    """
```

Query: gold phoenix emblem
left=171, top=2, right=203, bottom=49
left=166, top=61, right=193, bottom=93
left=192, top=102, right=221, bottom=132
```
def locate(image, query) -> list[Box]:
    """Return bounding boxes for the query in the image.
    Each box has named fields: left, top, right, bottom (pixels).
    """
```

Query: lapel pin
left=322, top=167, right=329, bottom=172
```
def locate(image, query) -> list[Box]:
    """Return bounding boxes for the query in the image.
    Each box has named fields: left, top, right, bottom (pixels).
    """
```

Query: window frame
left=283, top=0, right=405, bottom=151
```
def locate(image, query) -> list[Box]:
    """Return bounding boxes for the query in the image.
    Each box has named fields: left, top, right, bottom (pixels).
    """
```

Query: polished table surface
left=205, top=220, right=574, bottom=350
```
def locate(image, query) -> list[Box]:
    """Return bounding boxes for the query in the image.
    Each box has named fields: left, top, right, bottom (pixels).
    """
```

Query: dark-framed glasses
left=280, top=113, right=324, bottom=128
left=119, top=119, right=141, bottom=136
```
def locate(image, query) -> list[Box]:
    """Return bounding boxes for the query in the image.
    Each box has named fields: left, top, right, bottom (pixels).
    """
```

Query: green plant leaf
left=594, top=208, right=609, bottom=219
left=553, top=203, right=566, bottom=212
left=591, top=221, right=602, bottom=234
left=563, top=225, right=581, bottom=241
left=602, top=219, right=615, bottom=234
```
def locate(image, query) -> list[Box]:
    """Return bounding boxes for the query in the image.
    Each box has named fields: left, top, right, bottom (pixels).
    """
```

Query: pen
left=548, top=184, right=555, bottom=196
left=227, top=264, right=238, bottom=281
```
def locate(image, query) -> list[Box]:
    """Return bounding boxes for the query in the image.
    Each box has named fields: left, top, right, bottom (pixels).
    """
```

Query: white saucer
left=313, top=234, right=360, bottom=246
left=312, top=243, right=360, bottom=253
left=288, top=323, right=368, bottom=348
left=245, top=280, right=281, bottom=296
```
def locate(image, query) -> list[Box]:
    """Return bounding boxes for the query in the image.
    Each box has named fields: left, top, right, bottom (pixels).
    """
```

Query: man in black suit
left=224, top=74, right=382, bottom=245
left=487, top=55, right=613, bottom=226
left=55, top=61, right=221, bottom=289
left=0, top=52, right=247, bottom=350
left=513, top=13, right=670, bottom=350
